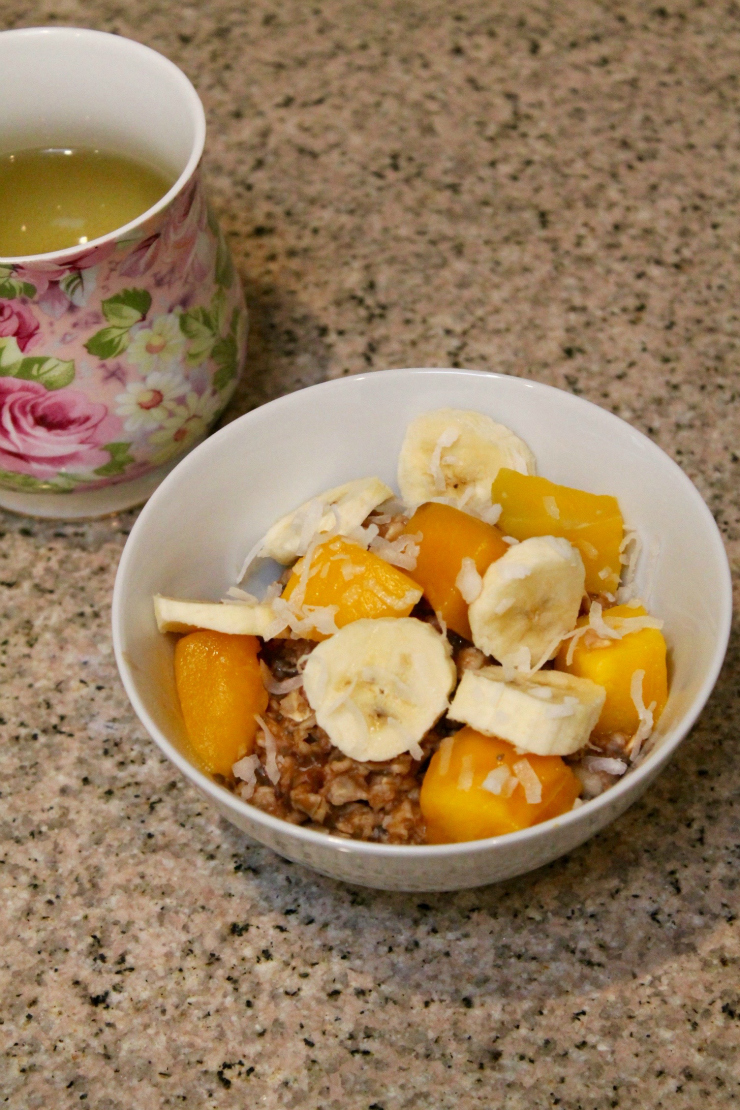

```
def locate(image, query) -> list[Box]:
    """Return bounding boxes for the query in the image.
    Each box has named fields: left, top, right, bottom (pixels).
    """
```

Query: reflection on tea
left=0, top=147, right=173, bottom=257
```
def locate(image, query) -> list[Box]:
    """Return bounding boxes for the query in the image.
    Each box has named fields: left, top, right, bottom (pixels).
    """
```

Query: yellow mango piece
left=174, top=630, right=268, bottom=777
left=555, top=604, right=668, bottom=738
left=282, top=537, right=422, bottom=640
left=403, top=502, right=509, bottom=640
left=420, top=726, right=580, bottom=844
left=491, top=468, right=624, bottom=595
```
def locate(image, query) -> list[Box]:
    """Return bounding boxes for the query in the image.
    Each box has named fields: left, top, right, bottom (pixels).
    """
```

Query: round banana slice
left=260, top=476, right=394, bottom=565
left=302, top=617, right=457, bottom=762
left=397, top=408, right=536, bottom=515
left=448, top=666, right=606, bottom=756
left=468, top=535, right=585, bottom=668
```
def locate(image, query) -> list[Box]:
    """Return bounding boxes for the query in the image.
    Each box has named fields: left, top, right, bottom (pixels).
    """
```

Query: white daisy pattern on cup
left=126, top=313, right=186, bottom=374
left=115, top=369, right=188, bottom=432
left=148, top=389, right=224, bottom=463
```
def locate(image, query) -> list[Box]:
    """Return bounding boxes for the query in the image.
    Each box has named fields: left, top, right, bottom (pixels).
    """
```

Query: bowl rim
left=112, top=367, right=733, bottom=859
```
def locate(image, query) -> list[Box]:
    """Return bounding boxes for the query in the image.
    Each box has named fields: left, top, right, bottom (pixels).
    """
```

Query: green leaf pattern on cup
left=94, top=441, right=136, bottom=477
left=0, top=265, right=36, bottom=299
left=0, top=336, right=75, bottom=390
left=85, top=287, right=153, bottom=358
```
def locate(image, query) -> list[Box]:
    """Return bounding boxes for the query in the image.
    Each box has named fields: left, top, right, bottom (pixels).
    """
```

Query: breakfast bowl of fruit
left=112, top=368, right=731, bottom=891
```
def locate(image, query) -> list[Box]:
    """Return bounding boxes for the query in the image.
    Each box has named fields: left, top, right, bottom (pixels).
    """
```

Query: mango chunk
left=555, top=604, right=668, bottom=738
left=491, top=468, right=624, bottom=595
left=403, top=502, right=509, bottom=639
left=420, top=726, right=580, bottom=843
left=282, top=536, right=422, bottom=640
left=174, top=630, right=268, bottom=776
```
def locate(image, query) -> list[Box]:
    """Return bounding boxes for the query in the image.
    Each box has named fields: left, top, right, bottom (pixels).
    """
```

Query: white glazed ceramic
left=112, top=369, right=732, bottom=891
left=0, top=27, right=246, bottom=518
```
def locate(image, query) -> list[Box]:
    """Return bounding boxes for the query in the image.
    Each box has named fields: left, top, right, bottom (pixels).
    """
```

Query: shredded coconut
left=583, top=755, right=628, bottom=776
left=438, top=735, right=455, bottom=777
left=429, top=426, right=460, bottom=492
left=457, top=753, right=475, bottom=792
left=543, top=495, right=560, bottom=520
left=259, top=660, right=303, bottom=696
left=369, top=531, right=421, bottom=570
left=348, top=522, right=380, bottom=549
left=542, top=695, right=578, bottom=719
left=617, top=529, right=642, bottom=601
left=481, top=764, right=518, bottom=797
left=502, top=536, right=520, bottom=545
left=456, top=556, right=483, bottom=604
left=560, top=599, right=663, bottom=666
left=497, top=562, right=532, bottom=581
left=237, top=534, right=268, bottom=584
left=340, top=561, right=365, bottom=580
left=296, top=497, right=326, bottom=556
left=256, top=714, right=280, bottom=784
left=224, top=586, right=260, bottom=605
left=628, top=669, right=656, bottom=761
left=434, top=610, right=447, bottom=638
left=232, top=753, right=260, bottom=796
left=479, top=503, right=503, bottom=526
left=581, top=540, right=598, bottom=560
left=513, top=759, right=542, bottom=804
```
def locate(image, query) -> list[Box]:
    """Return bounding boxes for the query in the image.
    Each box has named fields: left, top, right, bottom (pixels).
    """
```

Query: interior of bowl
left=113, top=369, right=732, bottom=854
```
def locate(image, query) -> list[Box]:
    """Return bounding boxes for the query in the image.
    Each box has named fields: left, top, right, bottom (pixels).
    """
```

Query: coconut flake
left=224, top=586, right=260, bottom=605
left=456, top=557, right=483, bottom=604
left=481, top=764, right=517, bottom=797
left=438, top=735, right=455, bottom=777
left=628, top=669, right=656, bottom=761
left=480, top=503, right=503, bottom=525
left=369, top=531, right=421, bottom=570
left=255, top=714, right=280, bottom=784
left=340, top=560, right=365, bottom=581
left=434, top=610, right=447, bottom=637
left=502, top=646, right=532, bottom=675
left=347, top=522, right=380, bottom=549
left=232, top=753, right=260, bottom=797
left=429, top=426, right=460, bottom=492
left=583, top=755, right=628, bottom=776
left=502, top=536, right=520, bottom=545
left=617, top=528, right=642, bottom=601
left=457, top=752, right=475, bottom=792
left=497, top=562, right=532, bottom=582
left=513, top=758, right=543, bottom=804
left=259, top=660, right=304, bottom=696
left=543, top=495, right=560, bottom=520
left=542, top=695, right=578, bottom=719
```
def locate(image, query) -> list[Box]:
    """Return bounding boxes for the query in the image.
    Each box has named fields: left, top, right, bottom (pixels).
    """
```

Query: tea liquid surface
left=0, top=147, right=173, bottom=257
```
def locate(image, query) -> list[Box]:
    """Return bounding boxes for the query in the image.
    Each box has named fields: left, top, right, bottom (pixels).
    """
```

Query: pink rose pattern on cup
left=0, top=173, right=246, bottom=493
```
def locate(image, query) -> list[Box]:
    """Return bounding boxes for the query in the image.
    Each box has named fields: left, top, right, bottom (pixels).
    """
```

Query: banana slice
left=261, top=477, right=394, bottom=565
left=448, top=666, right=605, bottom=756
left=153, top=594, right=277, bottom=637
left=302, top=617, right=457, bottom=762
left=397, top=408, right=536, bottom=515
left=468, top=535, right=585, bottom=669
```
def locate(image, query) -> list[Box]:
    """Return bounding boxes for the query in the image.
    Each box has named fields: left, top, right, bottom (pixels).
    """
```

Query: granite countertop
left=1, top=1, right=739, bottom=1107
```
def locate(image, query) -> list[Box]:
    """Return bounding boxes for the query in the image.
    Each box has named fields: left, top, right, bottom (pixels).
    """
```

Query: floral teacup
left=0, top=27, right=247, bottom=518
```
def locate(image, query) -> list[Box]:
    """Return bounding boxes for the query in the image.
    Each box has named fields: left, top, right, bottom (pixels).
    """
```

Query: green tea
left=0, top=147, right=173, bottom=257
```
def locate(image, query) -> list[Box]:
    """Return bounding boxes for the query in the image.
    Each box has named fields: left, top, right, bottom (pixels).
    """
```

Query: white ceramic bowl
left=112, top=369, right=732, bottom=891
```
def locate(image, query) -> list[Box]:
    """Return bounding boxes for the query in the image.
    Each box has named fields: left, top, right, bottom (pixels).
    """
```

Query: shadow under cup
left=0, top=27, right=246, bottom=519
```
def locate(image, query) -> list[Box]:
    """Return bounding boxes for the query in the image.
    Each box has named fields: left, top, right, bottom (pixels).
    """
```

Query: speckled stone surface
left=1, top=1, right=739, bottom=1107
